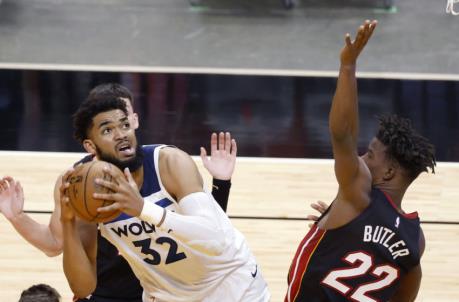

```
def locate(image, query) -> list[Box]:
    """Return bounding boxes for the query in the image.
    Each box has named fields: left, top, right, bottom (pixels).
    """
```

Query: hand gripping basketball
left=93, top=165, right=145, bottom=218
left=66, top=161, right=124, bottom=223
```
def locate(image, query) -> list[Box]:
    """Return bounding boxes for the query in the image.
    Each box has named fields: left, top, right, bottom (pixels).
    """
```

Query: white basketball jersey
left=99, top=145, right=268, bottom=302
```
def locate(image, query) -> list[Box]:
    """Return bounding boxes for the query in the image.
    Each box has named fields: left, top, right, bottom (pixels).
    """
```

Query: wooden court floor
left=0, top=151, right=458, bottom=301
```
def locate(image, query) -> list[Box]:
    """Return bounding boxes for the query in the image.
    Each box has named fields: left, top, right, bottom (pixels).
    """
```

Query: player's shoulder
left=158, top=147, right=196, bottom=179
left=336, top=157, right=372, bottom=209
left=157, top=146, right=202, bottom=199
left=159, top=146, right=192, bottom=163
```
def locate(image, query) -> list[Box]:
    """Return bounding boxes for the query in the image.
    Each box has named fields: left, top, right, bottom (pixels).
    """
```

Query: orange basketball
left=66, top=160, right=123, bottom=223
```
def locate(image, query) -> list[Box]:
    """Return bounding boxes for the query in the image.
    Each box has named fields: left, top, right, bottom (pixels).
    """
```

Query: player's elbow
left=210, top=236, right=228, bottom=255
left=42, top=239, right=64, bottom=257
left=44, top=247, right=62, bottom=257
left=73, top=289, right=95, bottom=300
left=329, top=123, right=351, bottom=141
left=203, top=223, right=231, bottom=255
left=64, top=266, right=97, bottom=299
left=70, top=280, right=96, bottom=299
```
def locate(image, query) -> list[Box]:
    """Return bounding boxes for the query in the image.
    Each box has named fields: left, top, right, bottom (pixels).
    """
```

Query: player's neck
left=131, top=165, right=144, bottom=190
left=377, top=184, right=406, bottom=212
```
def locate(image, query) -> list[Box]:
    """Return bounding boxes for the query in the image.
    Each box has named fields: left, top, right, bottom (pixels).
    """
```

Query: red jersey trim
left=285, top=225, right=326, bottom=302
left=381, top=190, right=418, bottom=219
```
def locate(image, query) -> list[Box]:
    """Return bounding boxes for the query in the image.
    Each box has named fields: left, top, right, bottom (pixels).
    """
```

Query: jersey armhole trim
left=153, top=145, right=178, bottom=204
left=381, top=190, right=419, bottom=220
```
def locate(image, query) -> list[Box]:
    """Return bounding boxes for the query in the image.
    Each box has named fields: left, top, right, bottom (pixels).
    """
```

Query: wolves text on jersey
left=363, top=225, right=410, bottom=259
left=110, top=220, right=157, bottom=237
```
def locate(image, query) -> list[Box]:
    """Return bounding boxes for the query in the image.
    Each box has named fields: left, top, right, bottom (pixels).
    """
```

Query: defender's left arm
left=389, top=265, right=421, bottom=302
left=390, top=227, right=425, bottom=301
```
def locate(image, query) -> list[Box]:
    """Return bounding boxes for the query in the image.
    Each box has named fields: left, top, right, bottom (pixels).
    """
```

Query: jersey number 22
left=321, top=251, right=399, bottom=302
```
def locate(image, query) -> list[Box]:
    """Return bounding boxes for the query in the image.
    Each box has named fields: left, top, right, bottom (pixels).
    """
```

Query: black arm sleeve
left=211, top=179, right=231, bottom=213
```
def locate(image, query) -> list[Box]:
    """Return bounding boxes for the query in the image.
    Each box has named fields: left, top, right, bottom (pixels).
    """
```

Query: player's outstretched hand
left=200, top=132, right=237, bottom=181
left=340, top=20, right=377, bottom=66
left=307, top=200, right=329, bottom=228
left=0, top=176, right=24, bottom=220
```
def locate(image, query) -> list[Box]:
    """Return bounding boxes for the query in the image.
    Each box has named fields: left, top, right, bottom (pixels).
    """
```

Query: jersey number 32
left=133, top=237, right=187, bottom=265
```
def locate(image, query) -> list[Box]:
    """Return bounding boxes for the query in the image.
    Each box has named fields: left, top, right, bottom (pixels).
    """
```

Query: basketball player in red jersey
left=286, top=20, right=436, bottom=302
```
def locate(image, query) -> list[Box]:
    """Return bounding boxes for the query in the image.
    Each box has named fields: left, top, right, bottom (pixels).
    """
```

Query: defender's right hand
left=307, top=200, right=329, bottom=228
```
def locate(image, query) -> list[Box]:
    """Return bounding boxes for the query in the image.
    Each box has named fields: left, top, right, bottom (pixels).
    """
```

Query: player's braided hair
left=73, top=96, right=127, bottom=143
left=376, top=115, right=436, bottom=181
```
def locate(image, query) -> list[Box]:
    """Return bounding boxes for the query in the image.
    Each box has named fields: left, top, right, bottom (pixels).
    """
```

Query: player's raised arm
left=329, top=20, right=376, bottom=196
left=0, top=176, right=63, bottom=257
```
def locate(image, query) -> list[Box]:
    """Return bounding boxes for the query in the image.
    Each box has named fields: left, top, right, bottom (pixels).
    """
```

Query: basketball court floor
left=0, top=0, right=458, bottom=301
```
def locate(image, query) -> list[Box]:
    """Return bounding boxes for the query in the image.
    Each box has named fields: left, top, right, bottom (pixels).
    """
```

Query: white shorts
left=203, top=260, right=270, bottom=302
left=143, top=261, right=270, bottom=302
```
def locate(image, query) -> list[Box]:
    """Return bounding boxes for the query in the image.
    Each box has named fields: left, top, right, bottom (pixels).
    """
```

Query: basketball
left=66, top=160, right=124, bottom=223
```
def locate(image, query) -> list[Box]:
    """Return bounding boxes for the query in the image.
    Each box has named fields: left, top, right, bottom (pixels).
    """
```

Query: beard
left=96, top=144, right=144, bottom=172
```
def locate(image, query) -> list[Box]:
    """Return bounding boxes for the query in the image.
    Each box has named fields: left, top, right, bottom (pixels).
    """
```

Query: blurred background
left=1, top=70, right=459, bottom=161
left=1, top=0, right=458, bottom=161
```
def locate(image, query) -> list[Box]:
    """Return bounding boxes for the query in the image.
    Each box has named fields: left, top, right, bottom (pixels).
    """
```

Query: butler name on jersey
left=362, top=223, right=410, bottom=260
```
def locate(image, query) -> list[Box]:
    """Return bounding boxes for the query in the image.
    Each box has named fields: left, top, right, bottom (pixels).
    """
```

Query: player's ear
left=83, top=139, right=97, bottom=155
left=382, top=161, right=398, bottom=181
left=132, top=112, right=139, bottom=130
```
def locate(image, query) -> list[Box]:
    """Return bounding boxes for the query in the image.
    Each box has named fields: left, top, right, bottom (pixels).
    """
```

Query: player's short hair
left=88, top=83, right=134, bottom=106
left=19, top=284, right=61, bottom=302
left=376, top=115, right=436, bottom=181
left=73, top=95, right=127, bottom=143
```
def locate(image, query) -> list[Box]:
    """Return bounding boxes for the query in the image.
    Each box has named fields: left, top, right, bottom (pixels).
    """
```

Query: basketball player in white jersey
left=59, top=95, right=270, bottom=301
left=0, top=83, right=241, bottom=302
left=0, top=84, right=233, bottom=259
